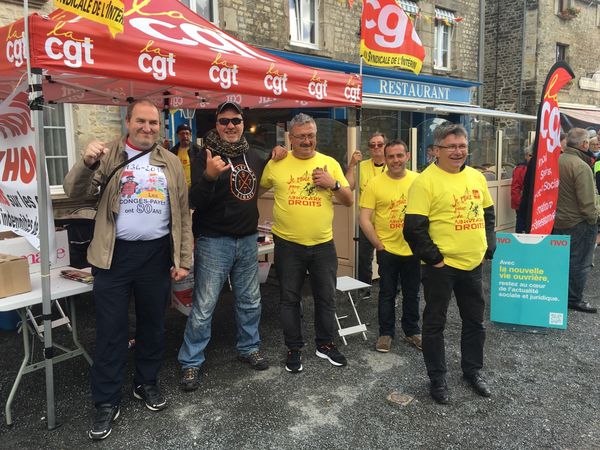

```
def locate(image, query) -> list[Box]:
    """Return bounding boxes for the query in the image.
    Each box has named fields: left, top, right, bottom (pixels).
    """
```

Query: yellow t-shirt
left=360, top=170, right=419, bottom=256
left=177, top=146, right=192, bottom=188
left=406, top=164, right=493, bottom=270
left=260, top=151, right=349, bottom=246
left=358, top=159, right=386, bottom=197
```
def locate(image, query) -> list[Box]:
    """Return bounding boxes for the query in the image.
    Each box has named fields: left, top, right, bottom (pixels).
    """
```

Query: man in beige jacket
left=63, top=99, right=193, bottom=441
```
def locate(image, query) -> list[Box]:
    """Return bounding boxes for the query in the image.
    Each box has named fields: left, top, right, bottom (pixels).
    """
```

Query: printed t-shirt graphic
left=115, top=147, right=171, bottom=241
left=406, top=163, right=493, bottom=270
left=229, top=157, right=257, bottom=201
left=360, top=170, right=419, bottom=256
left=358, top=159, right=386, bottom=196
left=260, top=151, right=349, bottom=246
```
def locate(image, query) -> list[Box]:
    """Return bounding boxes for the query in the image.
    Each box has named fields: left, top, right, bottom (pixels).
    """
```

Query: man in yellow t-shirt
left=359, top=140, right=421, bottom=354
left=260, top=113, right=353, bottom=373
left=404, top=124, right=496, bottom=405
left=170, top=124, right=201, bottom=188
left=346, top=132, right=387, bottom=292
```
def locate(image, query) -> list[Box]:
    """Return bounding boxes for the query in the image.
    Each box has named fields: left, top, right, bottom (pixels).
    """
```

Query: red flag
left=523, top=62, right=575, bottom=234
left=360, top=0, right=425, bottom=74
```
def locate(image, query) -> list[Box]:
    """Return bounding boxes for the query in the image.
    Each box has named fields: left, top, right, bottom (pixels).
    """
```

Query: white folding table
left=335, top=276, right=369, bottom=345
left=0, top=267, right=93, bottom=425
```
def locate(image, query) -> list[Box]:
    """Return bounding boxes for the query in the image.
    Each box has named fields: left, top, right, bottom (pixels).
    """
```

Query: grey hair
left=433, top=123, right=468, bottom=145
left=369, top=131, right=387, bottom=142
left=567, top=128, right=589, bottom=148
left=289, top=113, right=317, bottom=132
left=126, top=99, right=159, bottom=121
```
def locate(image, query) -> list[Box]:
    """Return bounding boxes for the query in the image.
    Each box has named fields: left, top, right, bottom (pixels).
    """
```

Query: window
left=556, top=43, right=568, bottom=62
left=289, top=0, right=318, bottom=48
left=43, top=104, right=76, bottom=192
left=180, top=0, right=218, bottom=23
left=434, top=8, right=454, bottom=70
left=556, top=0, right=571, bottom=14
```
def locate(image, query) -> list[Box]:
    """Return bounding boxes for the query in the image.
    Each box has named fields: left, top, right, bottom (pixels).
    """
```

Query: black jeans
left=376, top=250, right=421, bottom=338
left=91, top=236, right=172, bottom=407
left=421, top=264, right=485, bottom=381
left=358, top=229, right=374, bottom=285
left=273, top=235, right=338, bottom=349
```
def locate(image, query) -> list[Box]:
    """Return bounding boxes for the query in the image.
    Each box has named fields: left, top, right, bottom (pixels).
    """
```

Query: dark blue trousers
left=91, top=236, right=171, bottom=407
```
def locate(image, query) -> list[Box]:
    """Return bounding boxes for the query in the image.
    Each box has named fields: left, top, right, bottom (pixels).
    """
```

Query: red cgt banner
left=360, top=0, right=425, bottom=74
left=527, top=62, right=575, bottom=234
left=0, top=0, right=361, bottom=109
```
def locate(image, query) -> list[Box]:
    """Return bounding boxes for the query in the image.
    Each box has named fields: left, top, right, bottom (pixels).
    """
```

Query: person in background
left=345, top=132, right=387, bottom=296
left=170, top=123, right=201, bottom=189
left=261, top=113, right=353, bottom=373
left=63, top=99, right=193, bottom=440
left=553, top=128, right=598, bottom=314
left=511, top=147, right=533, bottom=233
left=359, top=140, right=421, bottom=353
left=404, top=123, right=496, bottom=405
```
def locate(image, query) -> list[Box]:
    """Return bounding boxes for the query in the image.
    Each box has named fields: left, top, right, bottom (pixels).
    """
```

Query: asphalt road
left=1, top=260, right=599, bottom=449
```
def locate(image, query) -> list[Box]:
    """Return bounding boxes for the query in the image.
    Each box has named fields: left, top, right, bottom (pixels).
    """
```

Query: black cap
left=176, top=124, right=191, bottom=133
left=216, top=101, right=243, bottom=116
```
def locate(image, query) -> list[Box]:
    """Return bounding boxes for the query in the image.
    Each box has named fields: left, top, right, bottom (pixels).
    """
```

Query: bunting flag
left=521, top=61, right=575, bottom=234
left=54, top=0, right=124, bottom=37
left=360, top=0, right=425, bottom=74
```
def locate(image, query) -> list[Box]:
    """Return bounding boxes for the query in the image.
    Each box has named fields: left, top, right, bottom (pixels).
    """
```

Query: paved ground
left=1, top=259, right=599, bottom=449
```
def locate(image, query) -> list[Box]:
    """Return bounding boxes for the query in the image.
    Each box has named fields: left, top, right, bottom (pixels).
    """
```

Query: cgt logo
left=308, top=72, right=328, bottom=100
left=263, top=64, right=288, bottom=96
left=6, top=37, right=26, bottom=68
left=138, top=41, right=176, bottom=81
left=45, top=37, right=94, bottom=68
left=209, top=54, right=238, bottom=89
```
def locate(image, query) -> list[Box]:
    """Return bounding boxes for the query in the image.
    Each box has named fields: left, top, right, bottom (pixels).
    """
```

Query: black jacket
left=403, top=206, right=496, bottom=266
left=189, top=146, right=267, bottom=238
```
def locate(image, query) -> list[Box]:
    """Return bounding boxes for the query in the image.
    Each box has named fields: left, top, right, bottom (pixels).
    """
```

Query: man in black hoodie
left=177, top=102, right=285, bottom=391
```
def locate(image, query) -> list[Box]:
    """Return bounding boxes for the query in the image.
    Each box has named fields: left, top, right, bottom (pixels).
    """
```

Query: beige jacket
left=63, top=138, right=193, bottom=270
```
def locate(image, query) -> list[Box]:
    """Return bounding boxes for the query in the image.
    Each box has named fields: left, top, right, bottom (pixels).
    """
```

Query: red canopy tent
left=0, top=1, right=362, bottom=108
left=0, top=0, right=361, bottom=430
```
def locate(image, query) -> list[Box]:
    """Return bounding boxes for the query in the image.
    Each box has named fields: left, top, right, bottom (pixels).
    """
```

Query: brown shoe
left=375, top=335, right=392, bottom=353
left=405, top=334, right=422, bottom=351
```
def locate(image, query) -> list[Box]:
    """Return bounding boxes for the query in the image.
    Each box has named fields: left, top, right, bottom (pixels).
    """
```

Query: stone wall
left=484, top=0, right=600, bottom=116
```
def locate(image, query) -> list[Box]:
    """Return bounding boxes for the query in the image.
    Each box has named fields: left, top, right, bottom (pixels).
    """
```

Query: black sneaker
left=238, top=350, right=269, bottom=370
left=133, top=384, right=167, bottom=411
left=285, top=349, right=303, bottom=373
left=180, top=367, right=201, bottom=392
left=88, top=403, right=120, bottom=440
left=316, top=343, right=347, bottom=367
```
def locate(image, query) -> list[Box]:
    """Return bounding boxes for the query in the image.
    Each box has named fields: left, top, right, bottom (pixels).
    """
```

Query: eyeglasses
left=290, top=133, right=316, bottom=141
left=368, top=143, right=384, bottom=148
left=436, top=144, right=468, bottom=151
left=217, top=117, right=243, bottom=126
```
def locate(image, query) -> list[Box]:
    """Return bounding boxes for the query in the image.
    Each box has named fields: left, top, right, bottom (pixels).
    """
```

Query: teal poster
left=491, top=233, right=569, bottom=329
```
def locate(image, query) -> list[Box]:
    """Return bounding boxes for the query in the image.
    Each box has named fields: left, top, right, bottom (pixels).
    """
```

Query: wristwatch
left=332, top=181, right=341, bottom=191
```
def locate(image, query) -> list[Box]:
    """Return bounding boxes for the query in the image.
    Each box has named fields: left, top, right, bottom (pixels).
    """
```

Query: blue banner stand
left=491, top=233, right=569, bottom=330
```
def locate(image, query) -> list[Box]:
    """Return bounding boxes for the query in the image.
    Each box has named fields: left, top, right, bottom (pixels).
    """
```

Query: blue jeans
left=553, top=221, right=596, bottom=305
left=376, top=250, right=421, bottom=338
left=273, top=235, right=338, bottom=349
left=178, top=234, right=262, bottom=369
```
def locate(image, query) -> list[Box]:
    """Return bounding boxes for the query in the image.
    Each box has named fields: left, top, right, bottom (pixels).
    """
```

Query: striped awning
left=435, top=7, right=456, bottom=22
left=397, top=0, right=419, bottom=14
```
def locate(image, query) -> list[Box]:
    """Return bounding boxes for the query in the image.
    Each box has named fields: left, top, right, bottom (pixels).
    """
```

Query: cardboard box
left=0, top=254, right=31, bottom=298
left=0, top=229, right=70, bottom=273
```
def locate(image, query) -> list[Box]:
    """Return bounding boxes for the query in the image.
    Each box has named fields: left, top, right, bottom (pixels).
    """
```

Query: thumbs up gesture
left=312, top=164, right=336, bottom=190
left=204, top=148, right=231, bottom=180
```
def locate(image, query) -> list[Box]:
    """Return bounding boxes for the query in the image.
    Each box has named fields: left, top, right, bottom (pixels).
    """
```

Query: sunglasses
left=217, top=117, right=243, bottom=126
left=368, top=143, right=384, bottom=148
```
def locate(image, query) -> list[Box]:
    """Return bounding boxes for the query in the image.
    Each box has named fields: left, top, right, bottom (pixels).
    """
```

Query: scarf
left=203, top=129, right=249, bottom=158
